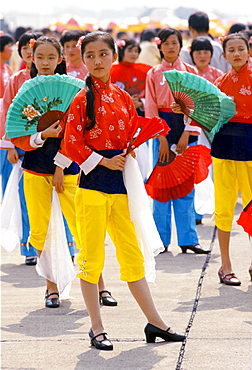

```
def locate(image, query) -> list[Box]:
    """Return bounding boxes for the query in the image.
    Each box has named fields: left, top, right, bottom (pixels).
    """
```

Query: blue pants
left=0, top=150, right=12, bottom=197
left=152, top=137, right=199, bottom=247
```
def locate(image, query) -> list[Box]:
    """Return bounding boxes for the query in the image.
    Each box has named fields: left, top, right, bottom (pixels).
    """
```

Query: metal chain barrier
left=175, top=225, right=217, bottom=370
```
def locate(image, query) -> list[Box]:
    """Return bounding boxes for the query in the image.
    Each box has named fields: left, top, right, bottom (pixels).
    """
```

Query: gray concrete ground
left=1, top=202, right=252, bottom=370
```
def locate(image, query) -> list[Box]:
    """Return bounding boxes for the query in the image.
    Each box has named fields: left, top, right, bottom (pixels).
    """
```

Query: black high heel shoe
left=180, top=244, right=210, bottom=254
left=45, top=290, right=60, bottom=308
left=89, top=329, right=113, bottom=350
left=144, top=323, right=186, bottom=343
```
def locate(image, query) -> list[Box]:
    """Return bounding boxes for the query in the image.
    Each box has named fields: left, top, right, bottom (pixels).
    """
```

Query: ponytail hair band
left=154, top=37, right=161, bottom=45
left=29, top=38, right=36, bottom=49
left=117, top=39, right=126, bottom=47
left=218, top=34, right=226, bottom=44
left=76, top=35, right=86, bottom=51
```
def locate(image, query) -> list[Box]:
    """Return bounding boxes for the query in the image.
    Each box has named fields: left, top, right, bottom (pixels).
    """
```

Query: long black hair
left=30, top=36, right=66, bottom=78
left=80, top=31, right=117, bottom=131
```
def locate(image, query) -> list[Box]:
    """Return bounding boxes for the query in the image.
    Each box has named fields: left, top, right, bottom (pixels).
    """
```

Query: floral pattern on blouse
left=60, top=76, right=139, bottom=165
left=214, top=63, right=252, bottom=123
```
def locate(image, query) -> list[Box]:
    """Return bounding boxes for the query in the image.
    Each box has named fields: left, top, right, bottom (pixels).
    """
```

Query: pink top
left=196, top=65, right=223, bottom=84
left=145, top=58, right=198, bottom=117
left=66, top=60, right=88, bottom=80
left=0, top=67, right=30, bottom=145
left=0, top=63, right=13, bottom=99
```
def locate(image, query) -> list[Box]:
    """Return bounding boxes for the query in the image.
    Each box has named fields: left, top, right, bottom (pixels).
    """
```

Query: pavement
left=1, top=201, right=252, bottom=370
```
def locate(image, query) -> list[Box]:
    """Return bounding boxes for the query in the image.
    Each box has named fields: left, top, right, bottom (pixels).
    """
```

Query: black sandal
left=45, top=290, right=60, bottom=308
left=99, top=290, right=117, bottom=306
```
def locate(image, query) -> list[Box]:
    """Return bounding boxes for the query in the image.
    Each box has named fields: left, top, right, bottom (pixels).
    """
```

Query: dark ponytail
left=85, top=73, right=97, bottom=130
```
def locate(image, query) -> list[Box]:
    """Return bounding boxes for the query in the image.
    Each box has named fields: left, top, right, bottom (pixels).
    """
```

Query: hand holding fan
left=163, top=70, right=236, bottom=138
left=5, top=74, right=84, bottom=139
left=145, top=144, right=212, bottom=202
left=126, top=116, right=169, bottom=154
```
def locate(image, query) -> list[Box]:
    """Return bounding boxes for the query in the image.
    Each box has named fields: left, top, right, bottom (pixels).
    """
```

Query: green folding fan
left=5, top=74, right=85, bottom=139
left=163, top=70, right=236, bottom=138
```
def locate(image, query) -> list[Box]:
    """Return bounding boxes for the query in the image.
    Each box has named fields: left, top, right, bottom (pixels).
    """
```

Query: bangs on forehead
left=84, top=42, right=111, bottom=51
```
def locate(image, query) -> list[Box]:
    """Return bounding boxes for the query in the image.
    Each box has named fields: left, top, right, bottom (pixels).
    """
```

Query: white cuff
left=30, top=132, right=46, bottom=148
left=0, top=139, right=15, bottom=149
left=184, top=124, right=201, bottom=134
left=184, top=116, right=192, bottom=125
left=54, top=151, right=72, bottom=169
left=80, top=152, right=103, bottom=175
left=140, top=98, right=145, bottom=107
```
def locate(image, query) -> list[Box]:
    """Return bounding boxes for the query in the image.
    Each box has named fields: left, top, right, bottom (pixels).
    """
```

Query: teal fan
left=163, top=70, right=236, bottom=138
left=5, top=74, right=85, bottom=139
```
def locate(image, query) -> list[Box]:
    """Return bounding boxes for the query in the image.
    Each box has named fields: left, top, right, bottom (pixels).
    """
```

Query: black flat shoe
left=25, top=256, right=37, bottom=265
left=45, top=290, right=60, bottom=308
left=89, top=329, right=113, bottom=350
left=99, top=290, right=118, bottom=306
left=180, top=244, right=210, bottom=254
left=144, top=323, right=186, bottom=343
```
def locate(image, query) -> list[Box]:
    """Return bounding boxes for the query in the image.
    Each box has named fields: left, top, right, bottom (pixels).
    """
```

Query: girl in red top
left=211, top=33, right=252, bottom=285
left=172, top=33, right=252, bottom=285
left=111, top=38, right=151, bottom=116
left=57, top=31, right=185, bottom=351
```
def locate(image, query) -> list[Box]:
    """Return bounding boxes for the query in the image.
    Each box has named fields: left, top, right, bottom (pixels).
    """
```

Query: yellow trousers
left=213, top=158, right=252, bottom=232
left=75, top=188, right=145, bottom=284
left=24, top=172, right=79, bottom=250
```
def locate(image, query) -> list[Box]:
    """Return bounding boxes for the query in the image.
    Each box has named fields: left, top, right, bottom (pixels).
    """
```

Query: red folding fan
left=237, top=200, right=252, bottom=236
left=126, top=116, right=169, bottom=154
left=145, top=145, right=212, bottom=202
